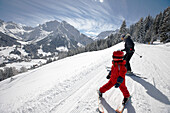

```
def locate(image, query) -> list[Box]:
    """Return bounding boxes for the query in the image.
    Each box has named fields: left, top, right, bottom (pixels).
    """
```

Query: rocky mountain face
left=0, top=19, right=93, bottom=59
left=0, top=32, right=21, bottom=47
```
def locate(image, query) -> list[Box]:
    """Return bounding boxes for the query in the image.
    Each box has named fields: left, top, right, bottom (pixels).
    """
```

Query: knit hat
left=112, top=51, right=124, bottom=61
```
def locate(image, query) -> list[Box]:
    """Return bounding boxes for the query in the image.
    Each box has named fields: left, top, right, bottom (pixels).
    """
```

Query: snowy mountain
left=0, top=20, right=33, bottom=40
left=0, top=32, right=21, bottom=47
left=96, top=29, right=119, bottom=40
left=0, top=42, right=170, bottom=113
left=0, top=19, right=93, bottom=60
left=0, top=19, right=93, bottom=47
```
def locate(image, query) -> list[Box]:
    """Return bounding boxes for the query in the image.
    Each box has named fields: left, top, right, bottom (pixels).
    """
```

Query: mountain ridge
left=0, top=19, right=94, bottom=59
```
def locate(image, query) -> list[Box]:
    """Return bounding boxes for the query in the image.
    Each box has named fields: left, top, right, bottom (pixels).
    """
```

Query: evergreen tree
left=144, top=15, right=153, bottom=33
left=145, top=26, right=153, bottom=43
left=129, top=24, right=135, bottom=36
left=12, top=67, right=18, bottom=76
left=131, top=22, right=139, bottom=42
left=3, top=67, right=13, bottom=79
left=160, top=7, right=170, bottom=42
left=137, top=18, right=145, bottom=43
left=0, top=69, right=4, bottom=81
left=153, top=12, right=163, bottom=35
left=20, top=66, right=28, bottom=73
left=119, top=20, right=127, bottom=34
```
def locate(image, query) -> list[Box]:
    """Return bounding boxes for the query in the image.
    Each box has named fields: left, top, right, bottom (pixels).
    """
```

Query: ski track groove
left=50, top=60, right=110, bottom=113
left=13, top=58, right=110, bottom=113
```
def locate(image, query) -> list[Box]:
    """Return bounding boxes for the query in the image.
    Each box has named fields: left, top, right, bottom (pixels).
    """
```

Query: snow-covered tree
left=119, top=20, right=127, bottom=34
left=153, top=12, right=163, bottom=36
left=20, top=66, right=27, bottom=73
left=136, top=18, right=145, bottom=43
left=12, top=67, right=18, bottom=76
left=160, top=7, right=170, bottom=42
left=145, top=26, right=153, bottom=43
left=144, top=15, right=153, bottom=33
left=129, top=24, right=135, bottom=36
left=0, top=69, right=4, bottom=81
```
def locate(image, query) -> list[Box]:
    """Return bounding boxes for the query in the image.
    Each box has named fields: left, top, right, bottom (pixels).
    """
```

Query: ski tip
left=115, top=110, right=121, bottom=113
left=97, top=108, right=104, bottom=113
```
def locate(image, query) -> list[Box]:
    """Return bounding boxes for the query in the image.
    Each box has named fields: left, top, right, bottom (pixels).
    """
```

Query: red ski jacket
left=110, top=60, right=127, bottom=82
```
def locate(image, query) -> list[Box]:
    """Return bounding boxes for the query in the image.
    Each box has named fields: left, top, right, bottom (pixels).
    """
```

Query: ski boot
left=122, top=96, right=130, bottom=105
left=98, top=90, right=103, bottom=98
left=126, top=71, right=133, bottom=74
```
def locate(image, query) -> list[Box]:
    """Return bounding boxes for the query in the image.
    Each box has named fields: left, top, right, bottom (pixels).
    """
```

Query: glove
left=106, top=71, right=111, bottom=79
left=115, top=76, right=124, bottom=88
left=106, top=74, right=111, bottom=79
left=121, top=48, right=125, bottom=51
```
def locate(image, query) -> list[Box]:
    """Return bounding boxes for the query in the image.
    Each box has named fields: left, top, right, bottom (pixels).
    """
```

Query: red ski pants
left=99, top=78, right=130, bottom=98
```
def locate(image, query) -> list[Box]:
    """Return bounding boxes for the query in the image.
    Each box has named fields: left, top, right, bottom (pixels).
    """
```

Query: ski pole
left=134, top=52, right=142, bottom=58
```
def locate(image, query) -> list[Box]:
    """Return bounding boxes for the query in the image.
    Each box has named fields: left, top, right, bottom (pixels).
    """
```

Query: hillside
left=0, top=42, right=170, bottom=113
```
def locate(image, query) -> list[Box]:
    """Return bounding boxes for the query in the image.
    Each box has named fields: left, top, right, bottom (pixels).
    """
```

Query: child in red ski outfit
left=98, top=51, right=130, bottom=105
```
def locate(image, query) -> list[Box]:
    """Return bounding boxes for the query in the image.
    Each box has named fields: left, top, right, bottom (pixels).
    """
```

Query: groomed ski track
left=0, top=42, right=170, bottom=113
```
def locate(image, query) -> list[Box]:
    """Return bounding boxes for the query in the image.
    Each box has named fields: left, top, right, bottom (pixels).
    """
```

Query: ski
left=115, top=96, right=131, bottom=113
left=126, top=73, right=147, bottom=79
left=97, top=90, right=104, bottom=113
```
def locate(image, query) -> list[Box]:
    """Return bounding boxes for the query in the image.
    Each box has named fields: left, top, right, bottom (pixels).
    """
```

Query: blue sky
left=0, top=0, right=169, bottom=36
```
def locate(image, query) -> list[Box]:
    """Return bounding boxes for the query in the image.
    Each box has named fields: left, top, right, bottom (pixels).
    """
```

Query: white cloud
left=100, top=0, right=104, bottom=3
left=94, top=0, right=104, bottom=3
left=85, top=31, right=99, bottom=36
left=3, top=0, right=124, bottom=36
left=60, top=17, right=118, bottom=36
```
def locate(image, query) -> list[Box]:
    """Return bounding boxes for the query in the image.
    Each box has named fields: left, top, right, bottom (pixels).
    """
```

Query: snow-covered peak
left=40, top=20, right=60, bottom=32
left=96, top=29, right=119, bottom=40
left=0, top=20, right=33, bottom=40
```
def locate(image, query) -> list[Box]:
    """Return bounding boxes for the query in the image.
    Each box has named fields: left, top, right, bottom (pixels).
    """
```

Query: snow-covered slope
left=0, top=42, right=170, bottom=113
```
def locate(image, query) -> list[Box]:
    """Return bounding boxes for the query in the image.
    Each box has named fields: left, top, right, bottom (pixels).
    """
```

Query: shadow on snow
left=100, top=97, right=136, bottom=113
left=128, top=73, right=170, bottom=105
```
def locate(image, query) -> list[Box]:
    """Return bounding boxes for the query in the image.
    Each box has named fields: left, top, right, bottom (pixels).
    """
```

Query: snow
left=0, top=42, right=170, bottom=113
left=17, top=46, right=28, bottom=56
left=0, top=45, right=28, bottom=57
left=9, top=54, right=20, bottom=59
left=0, top=56, right=5, bottom=64
left=33, top=30, right=52, bottom=42
left=77, top=42, right=85, bottom=47
left=17, top=40, right=29, bottom=45
left=0, top=46, right=15, bottom=56
left=38, top=48, right=52, bottom=56
left=56, top=46, right=68, bottom=52
left=5, top=59, right=46, bottom=70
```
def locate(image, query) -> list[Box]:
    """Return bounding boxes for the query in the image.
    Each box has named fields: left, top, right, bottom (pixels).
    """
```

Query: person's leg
left=125, top=52, right=133, bottom=71
left=99, top=79, right=116, bottom=93
left=119, top=80, right=130, bottom=98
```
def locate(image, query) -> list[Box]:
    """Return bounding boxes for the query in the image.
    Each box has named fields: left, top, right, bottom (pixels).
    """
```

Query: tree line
left=0, top=67, right=27, bottom=81
left=123, top=7, right=170, bottom=43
